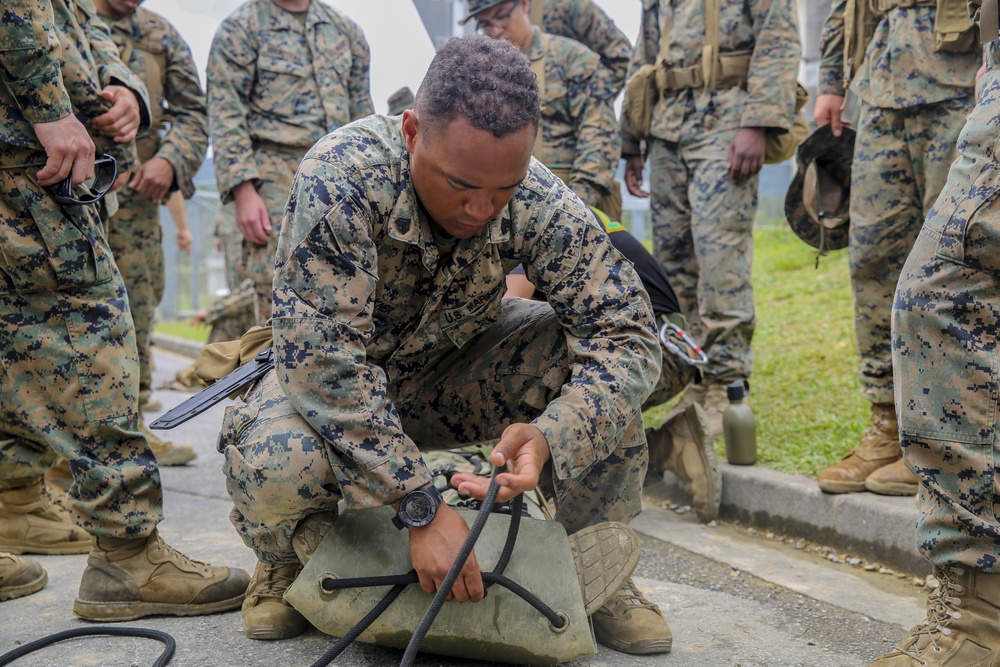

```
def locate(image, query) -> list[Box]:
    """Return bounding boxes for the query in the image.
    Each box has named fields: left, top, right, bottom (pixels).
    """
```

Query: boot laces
left=614, top=578, right=660, bottom=614
left=257, top=564, right=298, bottom=601
left=897, top=567, right=964, bottom=660
left=153, top=535, right=210, bottom=572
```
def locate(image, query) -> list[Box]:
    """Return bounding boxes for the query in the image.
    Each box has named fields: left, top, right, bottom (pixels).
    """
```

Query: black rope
left=0, top=626, right=175, bottom=666
left=400, top=468, right=505, bottom=667
left=310, top=467, right=566, bottom=667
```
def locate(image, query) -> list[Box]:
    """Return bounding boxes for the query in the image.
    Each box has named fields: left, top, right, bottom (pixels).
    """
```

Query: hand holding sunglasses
left=48, top=154, right=118, bottom=206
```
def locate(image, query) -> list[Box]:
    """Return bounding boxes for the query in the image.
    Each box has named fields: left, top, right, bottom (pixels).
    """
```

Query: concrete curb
left=150, top=335, right=928, bottom=576
left=661, top=462, right=927, bottom=576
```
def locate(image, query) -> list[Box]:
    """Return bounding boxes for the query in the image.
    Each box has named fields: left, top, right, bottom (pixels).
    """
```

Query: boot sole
left=816, top=479, right=867, bottom=494
left=864, top=480, right=917, bottom=496
left=592, top=628, right=673, bottom=656
left=683, top=404, right=722, bottom=523
left=72, top=593, right=245, bottom=621
left=244, top=619, right=310, bottom=640
left=0, top=539, right=91, bottom=555
left=0, top=569, right=47, bottom=602
left=569, top=522, right=641, bottom=616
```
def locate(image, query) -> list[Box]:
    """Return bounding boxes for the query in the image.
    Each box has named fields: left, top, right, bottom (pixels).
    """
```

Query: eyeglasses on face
left=475, top=0, right=519, bottom=33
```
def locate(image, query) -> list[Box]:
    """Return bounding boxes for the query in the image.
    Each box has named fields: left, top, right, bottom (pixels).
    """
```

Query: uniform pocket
left=0, top=170, right=112, bottom=295
left=936, top=162, right=1000, bottom=275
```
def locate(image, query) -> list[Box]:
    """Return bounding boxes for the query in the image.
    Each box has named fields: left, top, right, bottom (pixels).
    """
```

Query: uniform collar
left=261, top=0, right=331, bottom=31
left=386, top=149, right=512, bottom=259
left=99, top=9, right=142, bottom=41
left=526, top=26, right=546, bottom=62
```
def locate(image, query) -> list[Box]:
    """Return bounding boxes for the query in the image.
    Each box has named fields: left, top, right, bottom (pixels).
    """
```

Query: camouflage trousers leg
left=108, top=187, right=165, bottom=400
left=648, top=132, right=757, bottom=383
left=241, top=148, right=306, bottom=326
left=850, top=97, right=971, bottom=405
left=892, top=55, right=1000, bottom=570
left=0, top=163, right=162, bottom=538
left=221, top=300, right=647, bottom=562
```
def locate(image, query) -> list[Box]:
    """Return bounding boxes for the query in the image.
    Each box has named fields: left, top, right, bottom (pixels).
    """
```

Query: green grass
left=155, top=319, right=210, bottom=344
left=155, top=224, right=865, bottom=477
left=746, top=225, right=867, bottom=476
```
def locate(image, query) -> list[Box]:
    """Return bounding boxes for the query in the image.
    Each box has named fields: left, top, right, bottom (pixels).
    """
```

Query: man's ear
left=402, top=110, right=420, bottom=153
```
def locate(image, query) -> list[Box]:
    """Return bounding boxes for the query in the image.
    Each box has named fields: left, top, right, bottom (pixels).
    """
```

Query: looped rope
left=0, top=627, right=176, bottom=666
left=310, top=466, right=566, bottom=667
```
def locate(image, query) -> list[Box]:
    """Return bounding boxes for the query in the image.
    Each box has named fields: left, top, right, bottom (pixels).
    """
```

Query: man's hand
left=129, top=157, right=175, bottom=202
left=728, top=127, right=766, bottom=185
left=624, top=156, right=649, bottom=198
left=813, top=94, right=848, bottom=136
left=176, top=228, right=194, bottom=254
left=233, top=181, right=272, bottom=244
left=92, top=85, right=141, bottom=143
left=407, top=503, right=484, bottom=602
left=451, top=423, right=551, bottom=503
left=33, top=115, right=96, bottom=187
left=110, top=170, right=130, bottom=193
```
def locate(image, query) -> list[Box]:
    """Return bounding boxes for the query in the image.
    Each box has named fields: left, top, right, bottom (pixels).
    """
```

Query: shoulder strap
left=703, top=0, right=721, bottom=89
left=981, top=0, right=998, bottom=42
left=529, top=0, right=545, bottom=26
left=530, top=31, right=549, bottom=163
left=658, top=0, right=672, bottom=61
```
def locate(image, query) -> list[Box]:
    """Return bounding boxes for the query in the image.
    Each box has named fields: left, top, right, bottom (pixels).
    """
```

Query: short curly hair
left=414, top=35, right=540, bottom=139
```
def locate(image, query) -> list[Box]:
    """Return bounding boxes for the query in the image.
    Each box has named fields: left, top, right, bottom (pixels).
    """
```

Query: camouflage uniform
left=819, top=0, right=979, bottom=406
left=892, top=38, right=1000, bottom=571
left=539, top=0, right=633, bottom=96
left=220, top=116, right=661, bottom=564
left=99, top=5, right=208, bottom=407
left=207, top=0, right=374, bottom=324
left=622, top=0, right=800, bottom=383
left=526, top=28, right=621, bottom=217
left=0, top=0, right=162, bottom=538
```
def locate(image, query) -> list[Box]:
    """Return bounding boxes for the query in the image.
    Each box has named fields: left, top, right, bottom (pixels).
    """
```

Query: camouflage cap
left=459, top=0, right=513, bottom=25
left=386, top=86, right=414, bottom=116
left=784, top=124, right=856, bottom=253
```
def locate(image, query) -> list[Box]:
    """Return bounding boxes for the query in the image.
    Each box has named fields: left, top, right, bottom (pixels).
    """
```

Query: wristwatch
left=392, top=485, right=444, bottom=530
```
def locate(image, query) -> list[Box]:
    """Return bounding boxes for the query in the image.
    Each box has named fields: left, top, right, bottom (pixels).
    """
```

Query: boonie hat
left=784, top=124, right=856, bottom=256
left=459, top=0, right=513, bottom=24
left=387, top=86, right=414, bottom=116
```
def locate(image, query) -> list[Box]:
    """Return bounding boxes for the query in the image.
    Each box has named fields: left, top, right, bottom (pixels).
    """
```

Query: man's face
left=474, top=0, right=533, bottom=51
left=100, top=0, right=142, bottom=17
left=402, top=111, right=534, bottom=239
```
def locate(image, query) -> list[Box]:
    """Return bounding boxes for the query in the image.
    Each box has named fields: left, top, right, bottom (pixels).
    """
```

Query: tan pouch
left=623, top=63, right=660, bottom=141
left=934, top=0, right=978, bottom=52
left=765, top=82, right=810, bottom=165
left=194, top=324, right=273, bottom=385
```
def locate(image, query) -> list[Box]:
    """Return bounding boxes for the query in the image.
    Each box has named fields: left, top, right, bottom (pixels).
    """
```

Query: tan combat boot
left=0, top=478, right=90, bottom=554
left=140, top=419, right=197, bottom=466
left=591, top=576, right=672, bottom=655
left=73, top=529, right=250, bottom=621
left=44, top=458, right=74, bottom=492
left=646, top=403, right=722, bottom=522
left=818, top=403, right=899, bottom=493
left=868, top=565, right=1000, bottom=666
left=865, top=457, right=918, bottom=496
left=291, top=511, right=338, bottom=567
left=242, top=561, right=309, bottom=640
left=0, top=552, right=47, bottom=601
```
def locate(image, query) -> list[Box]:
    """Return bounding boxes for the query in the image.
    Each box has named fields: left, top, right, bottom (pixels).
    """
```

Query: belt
left=871, top=0, right=935, bottom=13
left=251, top=139, right=312, bottom=159
left=0, top=144, right=47, bottom=170
left=657, top=52, right=752, bottom=92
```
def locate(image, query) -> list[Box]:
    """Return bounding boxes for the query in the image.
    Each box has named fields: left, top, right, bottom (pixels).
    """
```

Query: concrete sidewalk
left=153, top=330, right=927, bottom=576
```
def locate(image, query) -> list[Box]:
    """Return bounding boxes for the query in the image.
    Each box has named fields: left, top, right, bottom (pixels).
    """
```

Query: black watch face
left=402, top=490, right=437, bottom=527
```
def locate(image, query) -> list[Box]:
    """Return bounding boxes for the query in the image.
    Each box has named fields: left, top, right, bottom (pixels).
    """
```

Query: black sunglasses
left=50, top=154, right=118, bottom=206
